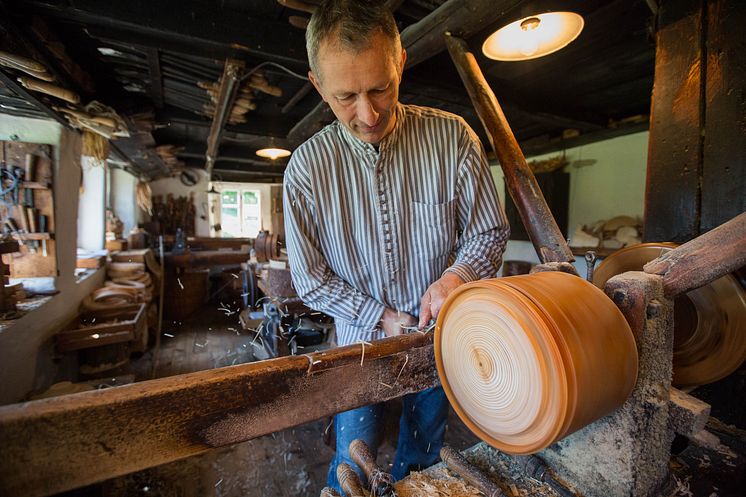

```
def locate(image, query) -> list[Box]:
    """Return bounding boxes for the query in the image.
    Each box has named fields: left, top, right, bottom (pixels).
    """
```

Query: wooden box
left=57, top=303, right=146, bottom=352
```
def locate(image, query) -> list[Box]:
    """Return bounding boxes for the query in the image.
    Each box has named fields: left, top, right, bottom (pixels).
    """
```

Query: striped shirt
left=283, top=103, right=510, bottom=346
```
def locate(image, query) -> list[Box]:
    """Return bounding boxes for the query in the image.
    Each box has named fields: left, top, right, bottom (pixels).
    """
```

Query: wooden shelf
left=21, top=181, right=51, bottom=190
left=12, top=232, right=53, bottom=241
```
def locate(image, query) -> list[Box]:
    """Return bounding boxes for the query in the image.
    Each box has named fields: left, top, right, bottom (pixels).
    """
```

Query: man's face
left=309, top=32, right=406, bottom=145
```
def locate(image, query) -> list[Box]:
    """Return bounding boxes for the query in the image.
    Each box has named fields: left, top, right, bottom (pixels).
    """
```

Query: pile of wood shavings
left=394, top=468, right=482, bottom=497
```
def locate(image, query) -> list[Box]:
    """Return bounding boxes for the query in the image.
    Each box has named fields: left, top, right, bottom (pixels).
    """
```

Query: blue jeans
left=326, top=386, right=449, bottom=492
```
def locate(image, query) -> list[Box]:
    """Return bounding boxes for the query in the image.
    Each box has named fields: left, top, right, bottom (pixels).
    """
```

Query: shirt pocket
left=410, top=199, right=456, bottom=261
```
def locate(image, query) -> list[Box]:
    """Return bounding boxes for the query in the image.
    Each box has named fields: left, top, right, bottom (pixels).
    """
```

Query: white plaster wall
left=77, top=157, right=106, bottom=250
left=0, top=117, right=106, bottom=405
left=110, top=167, right=139, bottom=235
left=148, top=170, right=211, bottom=237
left=490, top=131, right=649, bottom=278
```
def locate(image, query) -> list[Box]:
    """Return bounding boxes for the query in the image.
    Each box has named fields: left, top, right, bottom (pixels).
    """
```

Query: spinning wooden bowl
left=435, top=272, right=637, bottom=455
left=594, top=242, right=746, bottom=387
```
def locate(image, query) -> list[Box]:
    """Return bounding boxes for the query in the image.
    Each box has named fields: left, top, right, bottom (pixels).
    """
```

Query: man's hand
left=418, top=272, right=465, bottom=328
left=380, top=308, right=417, bottom=337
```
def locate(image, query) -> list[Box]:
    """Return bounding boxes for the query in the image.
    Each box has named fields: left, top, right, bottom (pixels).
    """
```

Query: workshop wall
left=110, top=167, right=140, bottom=236
left=148, top=170, right=211, bottom=237
left=0, top=115, right=106, bottom=405
left=491, top=131, right=649, bottom=276
left=211, top=181, right=277, bottom=237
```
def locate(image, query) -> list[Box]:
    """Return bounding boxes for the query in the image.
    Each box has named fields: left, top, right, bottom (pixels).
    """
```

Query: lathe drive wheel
left=435, top=272, right=638, bottom=455
left=593, top=242, right=746, bottom=387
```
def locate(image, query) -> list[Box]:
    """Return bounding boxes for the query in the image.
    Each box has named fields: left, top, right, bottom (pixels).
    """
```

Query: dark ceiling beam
left=156, top=106, right=295, bottom=142
left=286, top=0, right=523, bottom=146
left=399, top=0, right=521, bottom=69
left=205, top=59, right=244, bottom=178
left=181, top=155, right=285, bottom=175
left=22, top=0, right=308, bottom=67
left=145, top=48, right=164, bottom=109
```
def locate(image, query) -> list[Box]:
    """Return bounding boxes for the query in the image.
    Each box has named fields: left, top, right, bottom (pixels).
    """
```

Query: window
left=220, top=188, right=261, bottom=237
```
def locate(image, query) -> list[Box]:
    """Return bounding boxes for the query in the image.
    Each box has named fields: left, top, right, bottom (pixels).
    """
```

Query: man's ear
left=308, top=71, right=326, bottom=102
left=398, top=49, right=407, bottom=80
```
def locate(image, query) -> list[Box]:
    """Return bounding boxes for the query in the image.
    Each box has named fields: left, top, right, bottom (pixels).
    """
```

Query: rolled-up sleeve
left=283, top=174, right=385, bottom=329
left=445, top=129, right=510, bottom=282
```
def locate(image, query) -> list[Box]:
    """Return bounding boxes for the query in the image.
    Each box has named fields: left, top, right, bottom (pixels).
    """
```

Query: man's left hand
left=418, top=272, right=465, bottom=328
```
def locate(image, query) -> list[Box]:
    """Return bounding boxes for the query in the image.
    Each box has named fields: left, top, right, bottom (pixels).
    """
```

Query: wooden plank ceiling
left=0, top=0, right=655, bottom=181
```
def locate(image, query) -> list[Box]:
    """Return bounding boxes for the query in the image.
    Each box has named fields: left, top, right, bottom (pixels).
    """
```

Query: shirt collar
left=337, top=103, right=406, bottom=156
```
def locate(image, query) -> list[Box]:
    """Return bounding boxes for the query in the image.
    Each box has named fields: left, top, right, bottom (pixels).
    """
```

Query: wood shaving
left=394, top=470, right=482, bottom=497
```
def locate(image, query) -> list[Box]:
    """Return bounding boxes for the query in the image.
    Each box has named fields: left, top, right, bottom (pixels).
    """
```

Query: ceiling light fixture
left=256, top=147, right=292, bottom=160
left=482, top=11, right=584, bottom=62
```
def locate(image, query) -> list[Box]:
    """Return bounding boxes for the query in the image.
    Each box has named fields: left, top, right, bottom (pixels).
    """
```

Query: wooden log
left=444, top=34, right=574, bottom=264
left=164, top=249, right=249, bottom=267
left=0, top=333, right=437, bottom=497
left=440, top=445, right=504, bottom=497
left=643, top=211, right=746, bottom=298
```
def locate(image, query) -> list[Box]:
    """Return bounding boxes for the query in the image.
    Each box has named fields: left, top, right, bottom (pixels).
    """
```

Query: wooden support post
left=205, top=59, right=244, bottom=177
left=643, top=211, right=746, bottom=298
left=444, top=34, right=574, bottom=264
left=644, top=0, right=746, bottom=241
left=0, top=333, right=437, bottom=497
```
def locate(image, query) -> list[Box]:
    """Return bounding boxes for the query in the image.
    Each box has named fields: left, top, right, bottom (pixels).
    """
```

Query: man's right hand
left=380, top=308, right=417, bottom=337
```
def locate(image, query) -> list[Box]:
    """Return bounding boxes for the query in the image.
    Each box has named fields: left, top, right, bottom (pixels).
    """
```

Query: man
left=283, top=0, right=510, bottom=491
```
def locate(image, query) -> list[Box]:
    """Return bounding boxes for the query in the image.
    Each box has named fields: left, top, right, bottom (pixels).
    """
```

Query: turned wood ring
left=594, top=242, right=746, bottom=387
left=435, top=272, right=637, bottom=455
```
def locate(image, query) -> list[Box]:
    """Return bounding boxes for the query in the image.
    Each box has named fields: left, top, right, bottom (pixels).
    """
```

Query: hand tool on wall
left=349, top=439, right=398, bottom=497
left=38, top=214, right=48, bottom=257
left=440, top=445, right=504, bottom=497
left=337, top=463, right=366, bottom=497
left=24, top=154, right=36, bottom=182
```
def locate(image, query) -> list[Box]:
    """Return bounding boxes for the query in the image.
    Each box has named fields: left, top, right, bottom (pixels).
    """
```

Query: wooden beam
left=146, top=47, right=164, bottom=109
left=643, top=211, right=746, bottom=298
left=23, top=0, right=308, bottom=67
left=643, top=0, right=704, bottom=243
left=701, top=0, right=746, bottom=232
left=399, top=0, right=521, bottom=69
left=205, top=59, right=244, bottom=177
left=445, top=34, right=574, bottom=264
left=0, top=333, right=438, bottom=497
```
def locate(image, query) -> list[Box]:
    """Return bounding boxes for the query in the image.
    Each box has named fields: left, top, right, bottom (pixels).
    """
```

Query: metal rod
left=444, top=34, right=575, bottom=264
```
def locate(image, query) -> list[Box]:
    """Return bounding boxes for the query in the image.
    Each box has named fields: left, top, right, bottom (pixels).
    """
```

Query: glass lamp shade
left=256, top=147, right=291, bottom=160
left=482, top=12, right=584, bottom=61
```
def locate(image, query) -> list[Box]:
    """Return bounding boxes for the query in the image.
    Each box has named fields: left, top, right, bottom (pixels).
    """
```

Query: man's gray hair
left=306, top=0, right=402, bottom=79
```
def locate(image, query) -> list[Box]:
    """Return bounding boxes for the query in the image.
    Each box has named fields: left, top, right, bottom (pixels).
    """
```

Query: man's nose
left=357, top=95, right=380, bottom=126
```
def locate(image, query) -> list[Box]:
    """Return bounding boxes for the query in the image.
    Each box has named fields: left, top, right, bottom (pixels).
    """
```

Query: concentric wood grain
left=435, top=272, right=637, bottom=454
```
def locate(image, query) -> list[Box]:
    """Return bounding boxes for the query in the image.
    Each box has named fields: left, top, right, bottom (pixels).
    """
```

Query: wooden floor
left=131, top=305, right=254, bottom=381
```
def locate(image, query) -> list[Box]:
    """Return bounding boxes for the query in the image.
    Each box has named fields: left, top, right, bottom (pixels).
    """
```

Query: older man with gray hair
left=283, top=0, right=510, bottom=492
